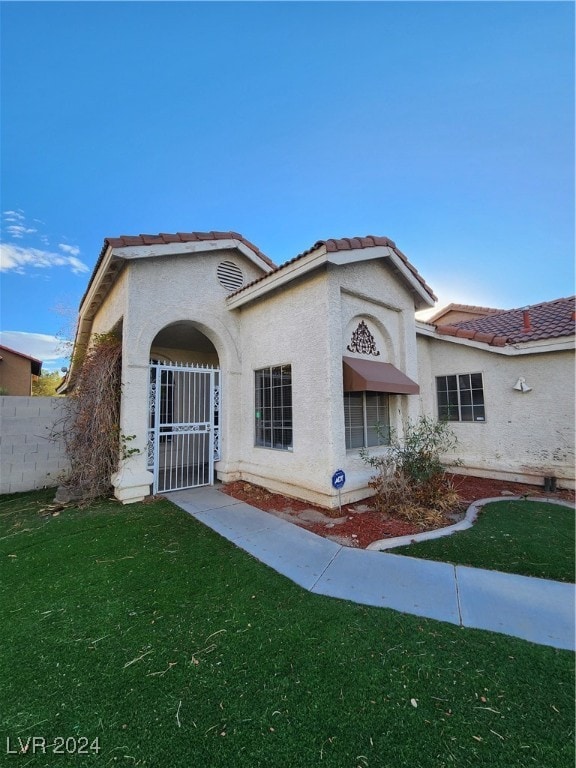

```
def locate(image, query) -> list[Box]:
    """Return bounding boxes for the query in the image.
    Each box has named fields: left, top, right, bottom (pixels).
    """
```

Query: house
left=0, top=345, right=42, bottom=396
left=65, top=230, right=575, bottom=506
left=417, top=297, right=575, bottom=487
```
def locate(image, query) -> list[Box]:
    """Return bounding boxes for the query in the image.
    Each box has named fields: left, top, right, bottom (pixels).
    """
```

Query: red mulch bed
left=221, top=475, right=575, bottom=549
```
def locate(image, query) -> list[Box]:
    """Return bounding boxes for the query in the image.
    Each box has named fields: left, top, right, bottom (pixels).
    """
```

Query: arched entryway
left=148, top=322, right=221, bottom=493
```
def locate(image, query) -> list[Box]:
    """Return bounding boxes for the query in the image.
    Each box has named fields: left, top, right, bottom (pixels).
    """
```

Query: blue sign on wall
left=331, top=469, right=346, bottom=490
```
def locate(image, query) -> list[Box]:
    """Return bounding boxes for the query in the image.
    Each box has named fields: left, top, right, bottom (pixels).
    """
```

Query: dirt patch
left=221, top=476, right=575, bottom=549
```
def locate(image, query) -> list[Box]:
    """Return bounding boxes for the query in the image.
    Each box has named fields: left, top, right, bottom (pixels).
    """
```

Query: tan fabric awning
left=343, top=356, right=419, bottom=395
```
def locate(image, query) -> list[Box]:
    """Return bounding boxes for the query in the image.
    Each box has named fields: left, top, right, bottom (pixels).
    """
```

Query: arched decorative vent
left=217, top=261, right=244, bottom=292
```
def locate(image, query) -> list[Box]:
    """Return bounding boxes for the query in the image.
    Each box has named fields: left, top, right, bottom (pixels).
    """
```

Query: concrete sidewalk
left=166, top=486, right=575, bottom=652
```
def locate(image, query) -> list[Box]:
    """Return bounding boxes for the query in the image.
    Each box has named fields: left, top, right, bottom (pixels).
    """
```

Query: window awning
left=343, top=356, right=420, bottom=395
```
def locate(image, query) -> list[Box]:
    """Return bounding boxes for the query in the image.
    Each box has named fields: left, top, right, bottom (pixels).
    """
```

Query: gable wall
left=124, top=249, right=267, bottom=476
left=417, top=335, right=575, bottom=487
left=85, top=248, right=268, bottom=492
left=331, top=260, right=421, bottom=497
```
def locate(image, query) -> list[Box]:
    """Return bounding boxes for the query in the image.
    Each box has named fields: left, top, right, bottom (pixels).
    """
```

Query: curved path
left=167, top=486, right=575, bottom=652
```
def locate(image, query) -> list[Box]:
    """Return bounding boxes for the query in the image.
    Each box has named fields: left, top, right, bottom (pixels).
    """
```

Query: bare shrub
left=361, top=416, right=461, bottom=526
left=56, top=333, right=122, bottom=503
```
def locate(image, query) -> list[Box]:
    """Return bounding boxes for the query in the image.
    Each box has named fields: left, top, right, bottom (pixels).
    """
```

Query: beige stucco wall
left=232, top=259, right=421, bottom=506
left=103, top=249, right=266, bottom=500
left=91, top=268, right=128, bottom=337
left=331, top=261, right=421, bottom=502
left=417, top=335, right=575, bottom=488
left=231, top=269, right=333, bottom=501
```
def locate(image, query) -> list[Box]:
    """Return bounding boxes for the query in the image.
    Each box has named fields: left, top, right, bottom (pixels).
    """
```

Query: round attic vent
left=217, top=260, right=244, bottom=292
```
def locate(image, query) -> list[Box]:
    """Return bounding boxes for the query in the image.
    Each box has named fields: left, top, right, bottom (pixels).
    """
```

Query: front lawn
left=388, top=500, right=575, bottom=582
left=1, top=490, right=574, bottom=767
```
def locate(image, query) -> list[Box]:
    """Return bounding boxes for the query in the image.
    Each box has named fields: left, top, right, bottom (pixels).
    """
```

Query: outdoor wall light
left=513, top=377, right=532, bottom=393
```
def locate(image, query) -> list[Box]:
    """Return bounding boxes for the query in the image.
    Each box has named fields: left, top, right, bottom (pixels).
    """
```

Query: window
left=344, top=391, right=390, bottom=449
left=255, top=365, right=292, bottom=450
left=436, top=373, right=485, bottom=422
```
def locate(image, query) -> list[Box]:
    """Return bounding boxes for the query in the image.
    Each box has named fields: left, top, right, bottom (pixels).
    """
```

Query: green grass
left=389, top=500, right=575, bottom=583
left=0, top=490, right=574, bottom=768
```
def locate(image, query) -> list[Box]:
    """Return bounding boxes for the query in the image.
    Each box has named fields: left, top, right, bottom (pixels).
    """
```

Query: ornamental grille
left=347, top=320, right=380, bottom=356
left=217, top=261, right=244, bottom=292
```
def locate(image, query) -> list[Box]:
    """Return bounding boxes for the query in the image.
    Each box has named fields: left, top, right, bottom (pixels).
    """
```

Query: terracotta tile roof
left=436, top=296, right=576, bottom=346
left=229, top=235, right=437, bottom=302
left=105, top=231, right=276, bottom=268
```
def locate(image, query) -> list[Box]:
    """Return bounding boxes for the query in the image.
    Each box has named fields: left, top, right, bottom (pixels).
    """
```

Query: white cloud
left=58, top=243, right=81, bottom=257
left=0, top=331, right=69, bottom=368
left=0, top=243, right=89, bottom=274
left=3, top=210, right=25, bottom=222
left=5, top=224, right=37, bottom=239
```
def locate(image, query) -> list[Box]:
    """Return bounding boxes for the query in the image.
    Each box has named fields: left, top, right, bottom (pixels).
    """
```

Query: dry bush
left=362, top=416, right=461, bottom=527
left=56, top=333, right=122, bottom=503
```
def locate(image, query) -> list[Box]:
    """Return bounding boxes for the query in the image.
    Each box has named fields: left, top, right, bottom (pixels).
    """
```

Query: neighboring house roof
left=0, top=344, right=42, bottom=375
left=228, top=235, right=437, bottom=307
left=425, top=302, right=502, bottom=326
left=434, top=296, right=576, bottom=347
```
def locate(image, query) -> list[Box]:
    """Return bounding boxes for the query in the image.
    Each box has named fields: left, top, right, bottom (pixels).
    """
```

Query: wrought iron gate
left=148, top=361, right=220, bottom=493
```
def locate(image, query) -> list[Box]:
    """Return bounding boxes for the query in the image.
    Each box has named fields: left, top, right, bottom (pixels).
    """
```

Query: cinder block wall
left=0, top=396, right=70, bottom=494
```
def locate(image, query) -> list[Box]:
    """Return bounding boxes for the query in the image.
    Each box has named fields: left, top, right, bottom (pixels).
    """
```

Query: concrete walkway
left=166, top=486, right=575, bottom=652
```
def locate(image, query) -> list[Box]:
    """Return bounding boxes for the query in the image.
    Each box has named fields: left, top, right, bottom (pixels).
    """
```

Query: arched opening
left=150, top=320, right=219, bottom=366
left=148, top=322, right=221, bottom=493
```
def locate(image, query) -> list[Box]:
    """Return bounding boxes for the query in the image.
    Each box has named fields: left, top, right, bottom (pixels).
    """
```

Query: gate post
left=112, top=361, right=153, bottom=504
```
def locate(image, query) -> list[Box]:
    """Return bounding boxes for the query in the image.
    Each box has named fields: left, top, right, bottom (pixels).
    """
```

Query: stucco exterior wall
left=331, top=261, right=421, bottom=501
left=0, top=396, right=70, bottom=494
left=104, top=249, right=266, bottom=501
left=74, top=244, right=457, bottom=507
left=91, top=268, right=128, bottom=337
left=417, top=335, right=575, bottom=488
left=233, top=260, right=422, bottom=506
left=232, top=269, right=334, bottom=501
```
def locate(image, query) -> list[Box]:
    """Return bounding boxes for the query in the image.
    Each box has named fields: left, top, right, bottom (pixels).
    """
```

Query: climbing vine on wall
left=57, top=332, right=123, bottom=503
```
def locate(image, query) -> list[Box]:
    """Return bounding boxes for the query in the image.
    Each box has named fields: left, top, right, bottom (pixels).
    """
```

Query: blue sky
left=1, top=1, right=574, bottom=370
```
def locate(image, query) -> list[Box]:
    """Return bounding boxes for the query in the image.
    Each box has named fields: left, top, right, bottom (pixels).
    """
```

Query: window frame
left=343, top=390, right=391, bottom=450
left=254, top=364, right=293, bottom=451
left=436, top=372, right=486, bottom=423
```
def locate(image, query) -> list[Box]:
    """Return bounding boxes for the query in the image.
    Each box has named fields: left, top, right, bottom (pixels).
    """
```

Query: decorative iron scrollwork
left=347, top=320, right=380, bottom=356
left=146, top=429, right=154, bottom=470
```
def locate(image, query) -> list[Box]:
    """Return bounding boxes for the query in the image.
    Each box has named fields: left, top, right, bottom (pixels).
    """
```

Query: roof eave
left=226, top=245, right=328, bottom=308
left=416, top=323, right=575, bottom=355
left=226, top=244, right=436, bottom=310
